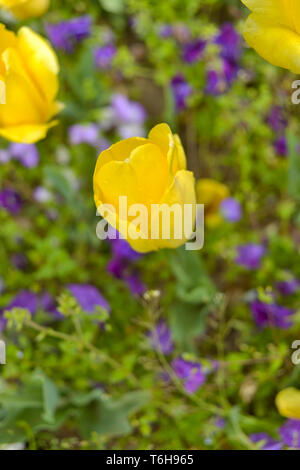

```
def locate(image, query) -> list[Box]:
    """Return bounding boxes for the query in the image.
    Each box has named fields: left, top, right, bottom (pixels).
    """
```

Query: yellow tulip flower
left=241, top=0, right=300, bottom=73
left=93, top=123, right=197, bottom=253
left=276, top=388, right=300, bottom=420
left=0, top=23, right=61, bottom=143
left=0, top=0, right=49, bottom=20
left=196, top=178, right=229, bottom=227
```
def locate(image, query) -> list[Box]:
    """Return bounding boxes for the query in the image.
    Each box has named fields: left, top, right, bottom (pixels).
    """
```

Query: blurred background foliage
left=0, top=0, right=300, bottom=450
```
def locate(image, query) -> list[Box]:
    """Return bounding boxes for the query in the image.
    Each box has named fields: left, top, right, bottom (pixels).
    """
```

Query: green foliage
left=0, top=0, right=300, bottom=452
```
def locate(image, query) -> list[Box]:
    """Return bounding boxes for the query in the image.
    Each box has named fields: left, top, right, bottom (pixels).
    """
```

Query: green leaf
left=170, top=303, right=210, bottom=350
left=100, top=0, right=125, bottom=14
left=74, top=390, right=149, bottom=438
left=288, top=131, right=300, bottom=200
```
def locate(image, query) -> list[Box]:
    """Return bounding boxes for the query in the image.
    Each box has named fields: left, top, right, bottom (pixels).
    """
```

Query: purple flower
left=250, top=299, right=294, bottom=329
left=94, top=44, right=117, bottom=69
left=9, top=143, right=39, bottom=168
left=148, top=320, right=174, bottom=355
left=0, top=290, right=63, bottom=330
left=69, top=123, right=100, bottom=147
left=67, top=284, right=110, bottom=314
left=235, top=243, right=266, bottom=270
left=124, top=274, right=146, bottom=297
left=280, top=419, right=300, bottom=449
left=267, top=106, right=287, bottom=133
left=111, top=94, right=147, bottom=125
left=276, top=279, right=300, bottom=296
left=33, top=187, right=52, bottom=203
left=40, top=292, right=62, bottom=319
left=172, top=357, right=206, bottom=394
left=205, top=59, right=239, bottom=96
left=205, top=70, right=225, bottom=96
left=274, top=136, right=288, bottom=157
left=215, top=23, right=241, bottom=64
left=0, top=290, right=38, bottom=331
left=107, top=257, right=127, bottom=279
left=0, top=189, right=22, bottom=214
left=46, top=16, right=92, bottom=53
left=215, top=417, right=226, bottom=429
left=250, top=433, right=282, bottom=450
left=106, top=227, right=146, bottom=296
left=182, top=39, right=206, bottom=64
left=0, top=149, right=11, bottom=164
left=159, top=24, right=173, bottom=38
left=11, top=253, right=28, bottom=270
left=223, top=58, right=239, bottom=86
left=171, top=74, right=192, bottom=111
left=220, top=198, right=242, bottom=222
left=5, top=290, right=38, bottom=314
left=109, top=231, right=141, bottom=262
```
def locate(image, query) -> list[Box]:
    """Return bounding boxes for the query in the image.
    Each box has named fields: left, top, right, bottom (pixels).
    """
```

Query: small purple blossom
left=46, top=16, right=92, bottom=53
left=11, top=253, right=28, bottom=270
left=106, top=228, right=146, bottom=296
left=205, top=70, right=225, bottom=96
left=274, top=136, right=288, bottom=157
left=250, top=433, right=282, bottom=450
left=159, top=24, right=173, bottom=39
left=215, top=417, right=226, bottom=429
left=94, top=44, right=117, bottom=70
left=235, top=244, right=266, bottom=270
left=267, top=106, right=287, bottom=133
left=0, top=290, right=62, bottom=330
left=69, top=123, right=100, bottom=147
left=9, top=143, right=39, bottom=168
left=0, top=189, right=22, bottom=214
left=0, top=290, right=38, bottom=331
left=279, top=419, right=300, bottom=449
left=171, top=74, right=192, bottom=111
left=111, top=94, right=147, bottom=125
left=109, top=230, right=141, bottom=262
left=276, top=279, right=300, bottom=296
left=172, top=357, right=206, bottom=394
left=215, top=24, right=241, bottom=64
left=124, top=274, right=146, bottom=297
left=67, top=284, right=110, bottom=314
left=206, top=24, right=241, bottom=97
left=182, top=39, right=206, bottom=64
left=33, top=187, right=52, bottom=203
left=40, top=292, right=62, bottom=319
left=0, top=149, right=10, bottom=164
left=250, top=299, right=294, bottom=329
left=220, top=198, right=242, bottom=222
left=148, top=320, right=174, bottom=355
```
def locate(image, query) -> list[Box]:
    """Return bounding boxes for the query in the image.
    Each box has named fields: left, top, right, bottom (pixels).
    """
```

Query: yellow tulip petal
left=241, top=0, right=291, bottom=27
left=17, top=27, right=59, bottom=104
left=94, top=160, right=140, bottom=212
left=174, top=134, right=187, bottom=171
left=0, top=120, right=57, bottom=143
left=129, top=143, right=168, bottom=204
left=0, top=23, right=16, bottom=75
left=0, top=47, right=48, bottom=127
left=5, top=0, right=50, bottom=19
left=94, top=137, right=147, bottom=176
left=243, top=13, right=300, bottom=73
left=156, top=170, right=196, bottom=249
left=276, top=388, right=300, bottom=420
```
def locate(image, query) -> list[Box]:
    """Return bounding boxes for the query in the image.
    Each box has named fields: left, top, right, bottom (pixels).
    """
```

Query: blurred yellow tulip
left=93, top=123, right=197, bottom=253
left=0, top=0, right=49, bottom=19
left=0, top=23, right=61, bottom=144
left=276, top=388, right=300, bottom=420
left=241, top=0, right=300, bottom=73
left=196, top=178, right=229, bottom=227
